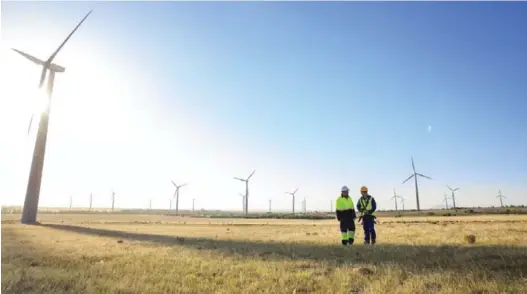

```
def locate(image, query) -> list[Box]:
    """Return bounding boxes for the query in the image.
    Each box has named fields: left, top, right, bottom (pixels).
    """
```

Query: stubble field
left=2, top=213, right=527, bottom=293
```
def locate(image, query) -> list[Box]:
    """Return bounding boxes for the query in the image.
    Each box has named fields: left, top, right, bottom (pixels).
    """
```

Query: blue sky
left=1, top=1, right=526, bottom=211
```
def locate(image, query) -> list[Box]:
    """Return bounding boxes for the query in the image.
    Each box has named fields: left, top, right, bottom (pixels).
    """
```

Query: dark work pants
left=362, top=216, right=376, bottom=244
left=339, top=219, right=355, bottom=245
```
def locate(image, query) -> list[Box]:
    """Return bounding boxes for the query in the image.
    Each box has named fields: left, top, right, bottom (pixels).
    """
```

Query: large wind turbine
left=402, top=156, right=432, bottom=211
left=15, top=10, right=93, bottom=224
left=285, top=188, right=298, bottom=213
left=89, top=192, right=93, bottom=211
left=496, top=189, right=507, bottom=208
left=233, top=170, right=255, bottom=215
left=446, top=185, right=460, bottom=209
left=171, top=180, right=187, bottom=215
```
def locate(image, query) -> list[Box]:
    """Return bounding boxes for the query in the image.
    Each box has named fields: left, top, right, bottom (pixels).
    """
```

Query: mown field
left=2, top=213, right=527, bottom=293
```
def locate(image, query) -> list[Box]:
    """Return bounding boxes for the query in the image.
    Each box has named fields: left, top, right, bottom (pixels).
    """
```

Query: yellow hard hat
left=360, top=186, right=368, bottom=192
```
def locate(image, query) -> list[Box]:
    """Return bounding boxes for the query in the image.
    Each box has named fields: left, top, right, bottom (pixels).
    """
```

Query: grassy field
left=2, top=213, right=527, bottom=293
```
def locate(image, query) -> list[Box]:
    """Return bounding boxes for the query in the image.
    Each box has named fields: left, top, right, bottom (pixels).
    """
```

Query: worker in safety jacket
left=335, top=186, right=357, bottom=246
left=356, top=186, right=377, bottom=245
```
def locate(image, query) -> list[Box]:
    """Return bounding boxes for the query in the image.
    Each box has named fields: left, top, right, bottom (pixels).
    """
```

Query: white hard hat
left=341, top=186, right=349, bottom=192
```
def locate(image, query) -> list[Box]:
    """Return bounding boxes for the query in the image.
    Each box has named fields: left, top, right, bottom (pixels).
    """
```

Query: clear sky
left=1, top=1, right=526, bottom=212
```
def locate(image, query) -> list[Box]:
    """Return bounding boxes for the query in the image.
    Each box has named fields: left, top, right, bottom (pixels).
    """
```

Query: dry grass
left=2, top=214, right=527, bottom=294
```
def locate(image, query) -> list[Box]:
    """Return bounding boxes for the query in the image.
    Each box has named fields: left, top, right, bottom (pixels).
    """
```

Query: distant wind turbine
left=446, top=185, right=460, bottom=209
left=301, top=197, right=307, bottom=214
left=399, top=196, right=406, bottom=212
left=391, top=189, right=403, bottom=211
left=269, top=199, right=272, bottom=213
left=69, top=194, right=73, bottom=211
left=402, top=156, right=432, bottom=211
left=233, top=170, right=255, bottom=215
left=111, top=190, right=116, bottom=212
left=192, top=198, right=196, bottom=212
left=285, top=188, right=299, bottom=213
left=15, top=10, right=93, bottom=224
left=148, top=198, right=152, bottom=210
left=171, top=180, right=188, bottom=216
left=89, top=192, right=93, bottom=211
left=496, top=190, right=507, bottom=208
left=443, top=192, right=450, bottom=209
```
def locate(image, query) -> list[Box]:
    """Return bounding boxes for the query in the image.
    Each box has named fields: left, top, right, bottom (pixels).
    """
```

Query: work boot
left=371, top=239, right=376, bottom=245
left=348, top=238, right=354, bottom=245
left=364, top=240, right=370, bottom=245
left=341, top=240, right=349, bottom=246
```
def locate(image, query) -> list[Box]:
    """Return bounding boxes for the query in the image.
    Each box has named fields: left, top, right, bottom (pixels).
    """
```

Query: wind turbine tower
left=15, top=11, right=93, bottom=224
left=391, top=189, right=403, bottom=211
left=496, top=190, right=507, bottom=208
left=233, top=170, right=255, bottom=215
left=192, top=198, right=196, bottom=212
left=400, top=196, right=406, bottom=212
left=111, top=190, right=116, bottom=212
left=446, top=185, right=460, bottom=209
left=402, top=156, right=432, bottom=211
left=285, top=188, right=298, bottom=213
left=239, top=192, right=246, bottom=213
left=443, top=192, right=450, bottom=209
left=69, top=194, right=73, bottom=211
left=171, top=180, right=188, bottom=216
left=89, top=193, right=93, bottom=211
left=269, top=199, right=272, bottom=213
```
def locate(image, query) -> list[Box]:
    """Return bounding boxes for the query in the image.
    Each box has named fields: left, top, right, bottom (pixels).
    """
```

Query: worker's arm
left=335, top=200, right=342, bottom=221
left=370, top=197, right=377, bottom=214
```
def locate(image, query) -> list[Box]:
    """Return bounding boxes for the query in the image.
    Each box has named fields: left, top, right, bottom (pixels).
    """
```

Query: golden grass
left=2, top=214, right=527, bottom=293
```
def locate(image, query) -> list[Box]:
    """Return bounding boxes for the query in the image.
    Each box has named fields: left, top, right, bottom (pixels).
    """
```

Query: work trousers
left=362, top=215, right=376, bottom=244
left=339, top=219, right=355, bottom=245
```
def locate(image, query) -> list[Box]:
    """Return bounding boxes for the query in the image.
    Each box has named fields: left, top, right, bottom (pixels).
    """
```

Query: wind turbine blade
left=171, top=180, right=177, bottom=187
left=416, top=173, right=432, bottom=180
left=248, top=170, right=256, bottom=180
left=411, top=156, right=416, bottom=172
left=233, top=177, right=244, bottom=181
left=402, top=174, right=415, bottom=184
left=12, top=49, right=46, bottom=66
left=453, top=188, right=460, bottom=192
left=446, top=185, right=452, bottom=191
left=27, top=114, right=34, bottom=135
left=46, top=10, right=93, bottom=63
left=293, top=188, right=298, bottom=194
left=181, top=183, right=188, bottom=187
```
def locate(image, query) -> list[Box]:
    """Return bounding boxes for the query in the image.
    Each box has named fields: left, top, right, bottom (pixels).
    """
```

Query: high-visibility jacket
left=335, top=195, right=356, bottom=221
left=357, top=195, right=377, bottom=217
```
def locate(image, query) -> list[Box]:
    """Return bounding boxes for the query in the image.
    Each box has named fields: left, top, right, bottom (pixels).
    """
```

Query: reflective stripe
left=341, top=232, right=348, bottom=240
left=347, top=231, right=355, bottom=240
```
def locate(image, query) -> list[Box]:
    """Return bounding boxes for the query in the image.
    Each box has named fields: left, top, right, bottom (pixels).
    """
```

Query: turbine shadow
left=42, top=224, right=527, bottom=279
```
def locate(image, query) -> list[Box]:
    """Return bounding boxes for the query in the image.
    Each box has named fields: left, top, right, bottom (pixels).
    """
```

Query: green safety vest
left=336, top=196, right=354, bottom=211
left=359, top=196, right=376, bottom=216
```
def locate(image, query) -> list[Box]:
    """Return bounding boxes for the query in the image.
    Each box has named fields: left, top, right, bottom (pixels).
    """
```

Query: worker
left=335, top=186, right=357, bottom=246
left=356, top=186, right=377, bottom=245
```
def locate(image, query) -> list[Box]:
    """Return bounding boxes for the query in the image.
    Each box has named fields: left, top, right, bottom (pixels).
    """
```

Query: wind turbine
left=171, top=180, right=187, bottom=216
left=15, top=10, right=93, bottom=224
left=399, top=196, right=406, bottom=212
left=69, top=194, right=73, bottom=211
left=111, top=190, right=116, bottom=212
left=496, top=190, right=507, bottom=208
left=402, top=156, right=432, bottom=211
left=192, top=198, right=196, bottom=212
left=148, top=198, right=152, bottom=210
left=233, top=170, right=255, bottom=215
left=285, top=188, right=298, bottom=213
left=443, top=192, right=450, bottom=209
left=302, top=197, right=307, bottom=214
left=89, top=192, right=93, bottom=211
left=446, top=185, right=460, bottom=209
left=169, top=198, right=172, bottom=210
left=391, top=189, right=403, bottom=211
left=268, top=199, right=272, bottom=213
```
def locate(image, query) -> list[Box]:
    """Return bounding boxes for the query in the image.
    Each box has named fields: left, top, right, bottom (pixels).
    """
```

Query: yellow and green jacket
left=335, top=195, right=357, bottom=222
